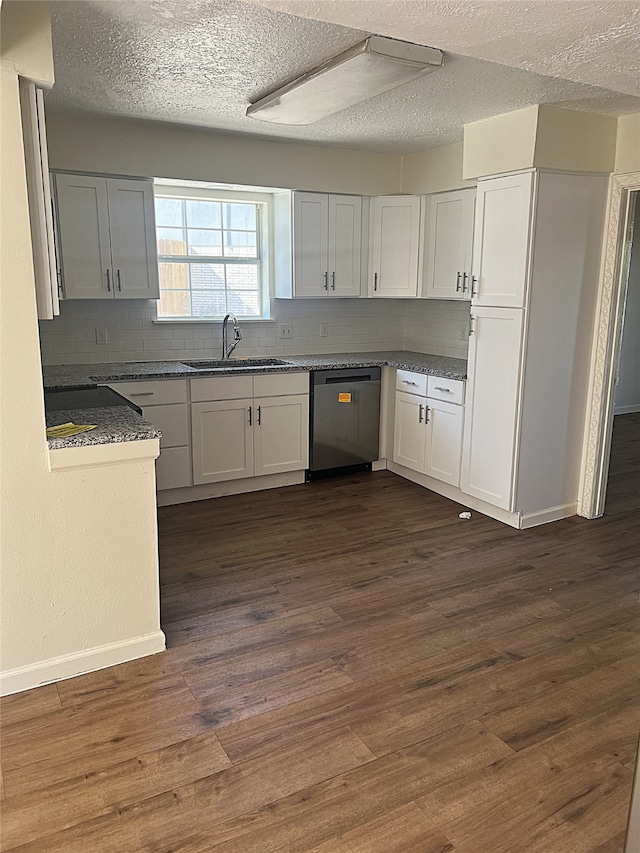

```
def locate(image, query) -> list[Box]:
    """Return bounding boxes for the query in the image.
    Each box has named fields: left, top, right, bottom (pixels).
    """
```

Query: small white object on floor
left=459, top=511, right=472, bottom=520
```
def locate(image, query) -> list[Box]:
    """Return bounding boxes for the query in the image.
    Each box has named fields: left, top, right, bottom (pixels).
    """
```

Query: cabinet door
left=54, top=173, right=112, bottom=299
left=142, top=404, right=189, bottom=449
left=423, top=189, right=475, bottom=300
left=156, top=447, right=192, bottom=490
left=461, top=307, right=525, bottom=510
left=328, top=195, right=362, bottom=297
left=191, top=399, right=253, bottom=484
left=293, top=192, right=329, bottom=297
left=370, top=196, right=421, bottom=298
left=107, top=179, right=160, bottom=299
left=471, top=172, right=534, bottom=308
left=254, top=394, right=309, bottom=476
left=424, top=399, right=464, bottom=487
left=393, top=391, right=427, bottom=472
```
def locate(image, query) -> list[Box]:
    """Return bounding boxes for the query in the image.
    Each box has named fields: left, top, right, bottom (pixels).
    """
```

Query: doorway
left=580, top=175, right=640, bottom=518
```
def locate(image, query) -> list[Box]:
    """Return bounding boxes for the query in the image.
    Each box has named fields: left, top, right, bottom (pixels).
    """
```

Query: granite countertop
left=43, top=351, right=466, bottom=451
left=46, top=406, right=162, bottom=450
left=42, top=350, right=467, bottom=390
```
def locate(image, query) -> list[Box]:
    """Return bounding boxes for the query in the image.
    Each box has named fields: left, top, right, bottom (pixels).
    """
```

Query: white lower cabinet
left=191, top=399, right=254, bottom=484
left=460, top=306, right=524, bottom=510
left=107, top=379, right=191, bottom=491
left=253, top=395, right=309, bottom=476
left=393, top=381, right=464, bottom=488
left=191, top=373, right=310, bottom=486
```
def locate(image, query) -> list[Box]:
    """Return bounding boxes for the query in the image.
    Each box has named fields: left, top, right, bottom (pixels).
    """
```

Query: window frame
left=153, top=183, right=273, bottom=322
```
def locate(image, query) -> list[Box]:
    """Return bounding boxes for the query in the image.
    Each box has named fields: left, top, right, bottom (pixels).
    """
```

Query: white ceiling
left=47, top=0, right=640, bottom=154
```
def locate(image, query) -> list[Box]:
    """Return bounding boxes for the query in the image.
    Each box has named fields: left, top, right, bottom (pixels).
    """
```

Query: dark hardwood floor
left=1, top=414, right=639, bottom=852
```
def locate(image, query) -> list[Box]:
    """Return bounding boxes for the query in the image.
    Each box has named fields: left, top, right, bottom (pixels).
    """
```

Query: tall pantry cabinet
left=461, top=170, right=607, bottom=525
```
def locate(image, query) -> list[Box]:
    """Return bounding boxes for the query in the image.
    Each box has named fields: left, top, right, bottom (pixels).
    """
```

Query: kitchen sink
left=182, top=358, right=291, bottom=370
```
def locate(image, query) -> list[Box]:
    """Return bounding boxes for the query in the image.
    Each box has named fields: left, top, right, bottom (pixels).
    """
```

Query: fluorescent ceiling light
left=246, top=36, right=443, bottom=125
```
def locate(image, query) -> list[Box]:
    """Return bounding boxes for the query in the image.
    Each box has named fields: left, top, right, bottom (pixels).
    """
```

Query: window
left=154, top=184, right=270, bottom=320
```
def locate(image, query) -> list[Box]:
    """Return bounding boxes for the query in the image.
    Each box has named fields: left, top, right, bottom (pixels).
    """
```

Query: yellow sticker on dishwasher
left=338, top=392, right=352, bottom=403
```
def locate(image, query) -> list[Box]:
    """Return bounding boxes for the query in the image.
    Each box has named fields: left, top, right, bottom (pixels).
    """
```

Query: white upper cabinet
left=106, top=179, right=160, bottom=299
left=289, top=191, right=362, bottom=298
left=328, top=195, right=362, bottom=297
left=422, top=189, right=476, bottom=300
left=54, top=173, right=159, bottom=300
left=293, top=192, right=329, bottom=297
left=471, top=172, right=535, bottom=308
left=54, top=174, right=113, bottom=299
left=369, top=196, right=422, bottom=298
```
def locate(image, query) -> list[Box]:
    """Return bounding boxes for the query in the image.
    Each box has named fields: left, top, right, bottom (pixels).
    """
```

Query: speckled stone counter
left=46, top=406, right=161, bottom=450
left=42, top=350, right=467, bottom=390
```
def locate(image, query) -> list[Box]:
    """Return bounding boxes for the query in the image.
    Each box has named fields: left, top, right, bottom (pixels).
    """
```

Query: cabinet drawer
left=156, top=446, right=191, bottom=491
left=191, top=374, right=253, bottom=402
left=253, top=372, right=309, bottom=397
left=107, top=379, right=187, bottom=406
left=427, top=376, right=465, bottom=405
left=396, top=370, right=427, bottom=396
left=142, top=403, right=189, bottom=449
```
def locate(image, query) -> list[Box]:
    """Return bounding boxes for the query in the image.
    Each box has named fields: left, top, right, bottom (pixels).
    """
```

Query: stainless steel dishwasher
left=309, top=367, right=381, bottom=477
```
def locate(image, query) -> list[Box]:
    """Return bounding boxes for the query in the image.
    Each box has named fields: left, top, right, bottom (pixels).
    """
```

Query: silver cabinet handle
left=433, top=387, right=452, bottom=393
left=117, top=269, right=122, bottom=292
left=425, top=406, right=430, bottom=424
left=418, top=404, right=424, bottom=423
left=402, top=380, right=418, bottom=386
left=469, top=316, right=475, bottom=335
left=471, top=276, right=478, bottom=297
left=331, top=271, right=336, bottom=291
left=462, top=272, right=469, bottom=292
left=105, top=269, right=111, bottom=291
left=374, top=272, right=378, bottom=292
left=456, top=272, right=462, bottom=292
left=257, top=405, right=262, bottom=426
left=129, top=392, right=154, bottom=397
left=323, top=271, right=328, bottom=291
left=248, top=405, right=252, bottom=426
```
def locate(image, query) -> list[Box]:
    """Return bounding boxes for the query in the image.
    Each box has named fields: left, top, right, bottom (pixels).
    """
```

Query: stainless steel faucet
left=221, top=313, right=242, bottom=360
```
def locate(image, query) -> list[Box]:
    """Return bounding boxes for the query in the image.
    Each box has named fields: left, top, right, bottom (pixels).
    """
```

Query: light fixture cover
left=246, top=36, right=443, bottom=125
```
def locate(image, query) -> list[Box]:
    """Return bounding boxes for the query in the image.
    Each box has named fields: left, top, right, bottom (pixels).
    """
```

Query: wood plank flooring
left=1, top=413, right=639, bottom=852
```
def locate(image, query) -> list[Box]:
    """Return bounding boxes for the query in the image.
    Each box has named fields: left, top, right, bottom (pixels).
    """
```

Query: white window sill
left=153, top=317, right=276, bottom=325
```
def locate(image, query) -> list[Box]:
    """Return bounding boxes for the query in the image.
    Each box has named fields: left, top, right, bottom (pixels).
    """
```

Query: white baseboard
left=0, top=631, right=166, bottom=697
left=372, top=459, right=388, bottom=471
left=157, top=470, right=305, bottom=507
left=518, top=503, right=577, bottom=529
left=614, top=404, right=640, bottom=415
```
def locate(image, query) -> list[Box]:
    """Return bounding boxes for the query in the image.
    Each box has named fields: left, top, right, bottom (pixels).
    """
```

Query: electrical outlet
left=279, top=323, right=293, bottom=339
left=96, top=327, right=108, bottom=345
left=320, top=322, right=329, bottom=337
left=459, top=324, right=468, bottom=341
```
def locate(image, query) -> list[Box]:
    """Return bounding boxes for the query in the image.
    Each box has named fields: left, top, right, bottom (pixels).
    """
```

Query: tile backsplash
left=39, top=298, right=470, bottom=365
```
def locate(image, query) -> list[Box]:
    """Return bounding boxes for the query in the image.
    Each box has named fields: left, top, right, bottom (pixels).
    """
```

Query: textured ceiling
left=47, top=0, right=640, bottom=154
left=246, top=0, right=640, bottom=97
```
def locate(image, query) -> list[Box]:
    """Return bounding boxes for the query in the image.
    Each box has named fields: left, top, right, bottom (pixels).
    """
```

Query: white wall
left=45, top=111, right=402, bottom=196
left=463, top=104, right=618, bottom=179
left=0, top=2, right=162, bottom=694
left=401, top=142, right=475, bottom=194
left=615, top=193, right=640, bottom=414
left=615, top=113, right=640, bottom=175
